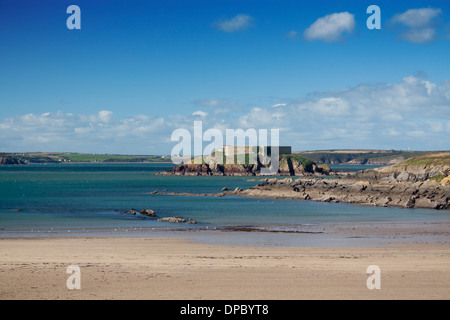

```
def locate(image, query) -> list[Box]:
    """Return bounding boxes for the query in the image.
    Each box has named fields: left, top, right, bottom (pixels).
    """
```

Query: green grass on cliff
left=393, top=152, right=450, bottom=167
left=280, top=154, right=315, bottom=167
left=293, top=150, right=434, bottom=164
left=429, top=174, right=447, bottom=183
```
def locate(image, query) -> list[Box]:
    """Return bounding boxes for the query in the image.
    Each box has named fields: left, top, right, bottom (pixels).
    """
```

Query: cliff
left=353, top=152, right=450, bottom=183
left=293, top=150, right=436, bottom=165
left=238, top=152, right=450, bottom=209
left=155, top=154, right=330, bottom=176
left=0, top=157, right=26, bottom=165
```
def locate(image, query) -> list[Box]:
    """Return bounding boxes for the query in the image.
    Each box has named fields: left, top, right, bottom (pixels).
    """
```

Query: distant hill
left=292, top=149, right=439, bottom=165
left=0, top=152, right=171, bottom=164
left=2, top=150, right=448, bottom=167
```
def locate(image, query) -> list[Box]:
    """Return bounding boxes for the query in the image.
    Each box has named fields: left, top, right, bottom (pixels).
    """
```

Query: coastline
left=238, top=176, right=450, bottom=210
left=1, top=236, right=448, bottom=300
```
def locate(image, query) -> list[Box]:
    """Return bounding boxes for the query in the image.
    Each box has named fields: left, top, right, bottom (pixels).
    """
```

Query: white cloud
left=97, top=110, right=113, bottom=123
left=236, top=75, right=450, bottom=150
left=427, top=121, right=443, bottom=133
left=239, top=107, right=287, bottom=129
left=192, top=110, right=208, bottom=118
left=0, top=111, right=170, bottom=154
left=391, top=8, right=441, bottom=28
left=194, top=98, right=233, bottom=108
left=312, top=97, right=350, bottom=116
left=407, top=130, right=426, bottom=138
left=286, top=30, right=298, bottom=40
left=213, top=14, right=253, bottom=33
left=391, top=8, right=442, bottom=43
left=304, top=12, right=355, bottom=42
left=74, top=127, right=93, bottom=135
left=402, top=28, right=436, bottom=43
left=1, top=76, right=450, bottom=153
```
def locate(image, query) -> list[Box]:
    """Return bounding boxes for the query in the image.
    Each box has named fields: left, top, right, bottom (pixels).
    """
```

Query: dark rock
left=139, top=209, right=156, bottom=217
left=405, top=197, right=416, bottom=208
left=0, top=157, right=26, bottom=165
left=156, top=163, right=213, bottom=176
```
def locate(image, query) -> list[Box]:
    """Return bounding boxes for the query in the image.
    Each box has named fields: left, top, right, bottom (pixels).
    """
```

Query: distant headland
left=0, top=149, right=446, bottom=167
left=0, top=152, right=171, bottom=165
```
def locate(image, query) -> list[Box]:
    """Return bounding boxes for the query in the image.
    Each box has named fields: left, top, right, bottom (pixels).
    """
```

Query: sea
left=1, top=163, right=449, bottom=246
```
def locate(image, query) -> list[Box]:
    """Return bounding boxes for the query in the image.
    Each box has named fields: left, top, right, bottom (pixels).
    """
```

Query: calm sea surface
left=0, top=163, right=449, bottom=245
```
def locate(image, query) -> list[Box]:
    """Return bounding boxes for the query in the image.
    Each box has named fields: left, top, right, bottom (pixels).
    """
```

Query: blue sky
left=1, top=0, right=449, bottom=154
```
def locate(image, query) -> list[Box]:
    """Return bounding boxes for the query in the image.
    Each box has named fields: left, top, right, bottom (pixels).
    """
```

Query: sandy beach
left=1, top=235, right=449, bottom=300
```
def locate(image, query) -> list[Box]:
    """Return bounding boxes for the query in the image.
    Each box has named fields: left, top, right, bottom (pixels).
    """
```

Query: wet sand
left=0, top=234, right=449, bottom=300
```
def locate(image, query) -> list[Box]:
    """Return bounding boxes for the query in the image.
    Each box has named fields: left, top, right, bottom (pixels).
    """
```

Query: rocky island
left=0, top=156, right=26, bottom=165
left=154, top=154, right=333, bottom=176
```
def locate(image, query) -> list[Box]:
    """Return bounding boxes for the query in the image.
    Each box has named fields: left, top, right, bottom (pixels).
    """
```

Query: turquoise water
left=0, top=163, right=449, bottom=241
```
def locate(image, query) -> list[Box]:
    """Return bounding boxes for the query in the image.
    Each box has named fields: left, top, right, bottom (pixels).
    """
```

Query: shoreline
left=0, top=236, right=449, bottom=300
left=238, top=177, right=450, bottom=210
left=1, top=219, right=448, bottom=247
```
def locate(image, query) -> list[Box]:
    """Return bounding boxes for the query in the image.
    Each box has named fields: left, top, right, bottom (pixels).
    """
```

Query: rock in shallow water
left=139, top=209, right=156, bottom=217
left=157, top=216, right=197, bottom=224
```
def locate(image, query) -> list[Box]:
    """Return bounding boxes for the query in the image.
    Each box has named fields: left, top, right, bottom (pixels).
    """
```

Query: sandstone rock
left=405, top=197, right=416, bottom=208
left=440, top=175, right=450, bottom=186
left=317, top=164, right=332, bottom=174
left=279, top=177, right=293, bottom=184
left=157, top=216, right=197, bottom=224
left=139, top=209, right=156, bottom=217
left=238, top=174, right=450, bottom=210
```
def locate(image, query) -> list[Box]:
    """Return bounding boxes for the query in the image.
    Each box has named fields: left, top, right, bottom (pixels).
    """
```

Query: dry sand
left=0, top=236, right=449, bottom=300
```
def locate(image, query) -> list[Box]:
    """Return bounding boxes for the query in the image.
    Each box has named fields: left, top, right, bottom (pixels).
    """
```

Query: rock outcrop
left=156, top=163, right=213, bottom=176
left=240, top=177, right=449, bottom=210
left=157, top=216, right=197, bottom=224
left=155, top=155, right=329, bottom=177
left=238, top=153, right=450, bottom=210
left=120, top=208, right=199, bottom=223
left=353, top=162, right=450, bottom=183
left=0, top=157, right=26, bottom=165
left=139, top=209, right=156, bottom=217
left=124, top=208, right=157, bottom=217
